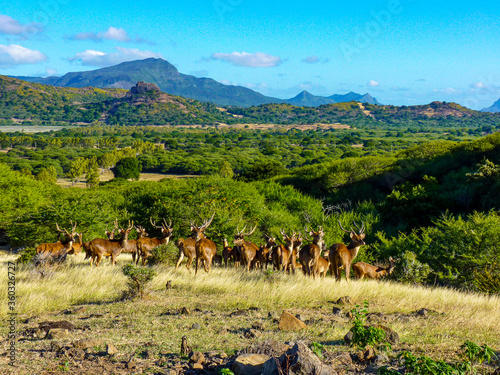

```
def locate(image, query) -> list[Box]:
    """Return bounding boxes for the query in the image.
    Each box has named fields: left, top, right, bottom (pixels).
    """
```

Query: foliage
left=219, top=368, right=234, bottom=375
left=113, top=157, right=141, bottom=180
left=460, top=340, right=497, bottom=366
left=146, top=243, right=178, bottom=266
left=17, top=247, right=37, bottom=264
left=349, top=302, right=387, bottom=349
left=121, top=264, right=156, bottom=299
left=309, top=342, right=325, bottom=360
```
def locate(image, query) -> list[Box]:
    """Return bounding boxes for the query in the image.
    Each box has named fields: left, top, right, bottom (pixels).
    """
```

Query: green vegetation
left=349, top=302, right=387, bottom=349
left=122, top=264, right=157, bottom=299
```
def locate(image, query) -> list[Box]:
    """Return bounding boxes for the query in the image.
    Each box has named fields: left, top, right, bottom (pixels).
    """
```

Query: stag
left=329, top=221, right=366, bottom=281
left=352, top=257, right=395, bottom=280
left=222, top=238, right=234, bottom=267
left=256, top=235, right=277, bottom=270
left=119, top=224, right=149, bottom=264
left=272, top=230, right=295, bottom=272
left=67, top=232, right=84, bottom=255
left=175, top=216, right=211, bottom=271
left=136, top=218, right=173, bottom=265
left=194, top=213, right=218, bottom=274
left=299, top=226, right=325, bottom=277
left=86, top=221, right=134, bottom=267
left=36, top=222, right=78, bottom=257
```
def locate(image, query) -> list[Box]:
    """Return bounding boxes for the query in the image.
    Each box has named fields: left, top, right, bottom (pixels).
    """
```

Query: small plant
left=219, top=368, right=235, bottom=375
left=309, top=342, right=325, bottom=360
left=122, top=263, right=156, bottom=299
left=58, top=361, right=70, bottom=372
left=460, top=340, right=497, bottom=366
left=350, top=301, right=387, bottom=349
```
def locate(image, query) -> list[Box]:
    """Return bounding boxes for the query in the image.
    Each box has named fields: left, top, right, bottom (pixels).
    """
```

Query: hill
left=482, top=98, right=500, bottom=113
left=283, top=91, right=381, bottom=107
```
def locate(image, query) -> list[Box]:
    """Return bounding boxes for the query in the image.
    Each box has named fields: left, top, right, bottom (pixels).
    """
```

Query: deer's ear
left=350, top=232, right=355, bottom=239
left=360, top=233, right=366, bottom=240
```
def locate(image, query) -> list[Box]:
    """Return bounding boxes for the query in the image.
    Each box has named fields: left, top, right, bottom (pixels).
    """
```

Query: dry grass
left=1, top=253, right=499, bottom=373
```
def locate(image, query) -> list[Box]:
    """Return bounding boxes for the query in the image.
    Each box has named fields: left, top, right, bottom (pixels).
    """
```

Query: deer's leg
left=175, top=250, right=185, bottom=270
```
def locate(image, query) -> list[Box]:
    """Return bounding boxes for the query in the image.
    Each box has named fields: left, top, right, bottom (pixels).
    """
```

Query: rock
left=47, top=329, right=69, bottom=339
left=374, top=325, right=400, bottom=345
left=73, top=338, right=104, bottom=349
left=126, top=358, right=137, bottom=369
left=332, top=307, right=343, bottom=316
left=165, top=370, right=177, bottom=375
left=278, top=311, right=308, bottom=331
left=332, top=352, right=352, bottom=367
left=50, top=341, right=64, bottom=352
left=106, top=343, right=118, bottom=356
left=191, top=323, right=201, bottom=330
left=252, top=321, right=265, bottom=331
left=192, top=363, right=204, bottom=370
left=180, top=307, right=190, bottom=315
left=39, top=321, right=76, bottom=333
left=363, top=347, right=375, bottom=361
left=189, top=351, right=205, bottom=364
left=415, top=308, right=428, bottom=317
left=232, top=353, right=271, bottom=375
left=336, top=296, right=353, bottom=305
left=263, top=341, right=336, bottom=375
left=344, top=331, right=353, bottom=344
left=245, top=329, right=262, bottom=339
left=220, top=352, right=228, bottom=359
left=166, top=280, right=172, bottom=290
left=373, top=353, right=389, bottom=365
left=128, top=81, right=161, bottom=96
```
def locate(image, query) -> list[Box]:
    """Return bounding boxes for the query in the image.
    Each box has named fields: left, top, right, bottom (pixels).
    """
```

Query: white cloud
left=45, top=68, right=58, bottom=76
left=434, top=87, right=461, bottom=95
left=471, top=82, right=486, bottom=89
left=0, top=15, right=42, bottom=37
left=68, top=47, right=162, bottom=67
left=0, top=44, right=47, bottom=66
left=301, top=56, right=328, bottom=64
left=367, top=80, right=380, bottom=87
left=211, top=52, right=282, bottom=67
left=72, top=27, right=131, bottom=42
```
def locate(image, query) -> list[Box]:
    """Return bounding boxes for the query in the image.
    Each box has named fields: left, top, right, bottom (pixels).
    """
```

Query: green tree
left=36, top=166, right=57, bottom=183
left=86, top=156, right=100, bottom=188
left=218, top=160, right=234, bottom=179
left=113, top=157, right=141, bottom=180
left=67, top=157, right=87, bottom=184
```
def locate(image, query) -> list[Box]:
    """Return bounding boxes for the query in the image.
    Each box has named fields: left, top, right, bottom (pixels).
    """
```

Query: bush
left=17, top=247, right=37, bottom=264
left=146, top=243, right=178, bottom=266
left=112, top=157, right=141, bottom=180
left=389, top=251, right=432, bottom=285
left=349, top=302, right=388, bottom=350
left=122, top=264, right=156, bottom=299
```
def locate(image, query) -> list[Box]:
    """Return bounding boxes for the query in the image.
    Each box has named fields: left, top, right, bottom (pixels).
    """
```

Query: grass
left=1, top=253, right=499, bottom=373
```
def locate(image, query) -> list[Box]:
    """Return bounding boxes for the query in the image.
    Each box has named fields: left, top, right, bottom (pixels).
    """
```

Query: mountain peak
left=482, top=98, right=500, bottom=113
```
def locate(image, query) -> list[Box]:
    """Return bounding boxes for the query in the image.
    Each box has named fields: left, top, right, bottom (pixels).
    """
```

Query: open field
left=1, top=253, right=499, bottom=374
left=0, top=126, right=78, bottom=133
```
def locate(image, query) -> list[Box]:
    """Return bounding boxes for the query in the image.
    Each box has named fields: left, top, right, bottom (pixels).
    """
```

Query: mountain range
left=482, top=98, right=500, bottom=113
left=13, top=58, right=380, bottom=108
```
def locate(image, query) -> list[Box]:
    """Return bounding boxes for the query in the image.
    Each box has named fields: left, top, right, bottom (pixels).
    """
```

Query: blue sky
left=0, top=0, right=499, bottom=109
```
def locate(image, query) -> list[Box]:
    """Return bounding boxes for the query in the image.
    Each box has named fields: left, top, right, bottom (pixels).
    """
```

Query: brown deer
left=87, top=221, right=134, bottom=267
left=257, top=235, right=277, bottom=270
left=67, top=232, right=84, bottom=255
left=329, top=221, right=366, bottom=281
left=317, top=248, right=330, bottom=278
left=233, top=237, right=259, bottom=271
left=299, top=226, right=325, bottom=277
left=272, top=230, right=295, bottom=272
left=194, top=213, right=218, bottom=274
left=353, top=257, right=395, bottom=280
left=119, top=224, right=148, bottom=264
left=222, top=238, right=235, bottom=267
left=175, top=216, right=213, bottom=271
left=36, top=222, right=78, bottom=257
left=136, top=218, right=173, bottom=265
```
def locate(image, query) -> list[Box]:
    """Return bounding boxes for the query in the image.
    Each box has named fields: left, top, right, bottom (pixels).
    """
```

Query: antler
left=241, top=224, right=257, bottom=237
left=338, top=220, right=353, bottom=234
left=200, top=212, right=215, bottom=231
left=55, top=222, right=65, bottom=233
left=162, top=218, right=172, bottom=229
left=236, top=225, right=246, bottom=236
left=301, top=229, right=313, bottom=242
left=150, top=217, right=163, bottom=229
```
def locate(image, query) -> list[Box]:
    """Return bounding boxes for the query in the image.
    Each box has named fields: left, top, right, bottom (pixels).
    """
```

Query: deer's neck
left=347, top=244, right=361, bottom=259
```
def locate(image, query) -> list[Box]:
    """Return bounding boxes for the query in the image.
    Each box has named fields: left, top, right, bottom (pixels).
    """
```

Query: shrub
left=389, top=251, right=432, bottom=285
left=17, top=247, right=37, bottom=264
left=122, top=264, right=156, bottom=299
left=349, top=302, right=387, bottom=350
left=146, top=243, right=178, bottom=266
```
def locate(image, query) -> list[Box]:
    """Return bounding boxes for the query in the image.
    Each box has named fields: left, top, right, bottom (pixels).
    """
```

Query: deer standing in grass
left=352, top=257, right=395, bottom=280
left=316, top=247, right=330, bottom=278
left=222, top=238, right=236, bottom=267
left=272, top=230, right=295, bottom=272
left=87, top=221, right=134, bottom=267
left=299, top=226, right=325, bottom=278
left=232, top=224, right=259, bottom=271
left=36, top=222, right=78, bottom=257
left=329, top=221, right=366, bottom=281
left=136, top=219, right=173, bottom=265
left=175, top=215, right=214, bottom=272
left=257, top=235, right=277, bottom=270
left=194, top=213, right=218, bottom=274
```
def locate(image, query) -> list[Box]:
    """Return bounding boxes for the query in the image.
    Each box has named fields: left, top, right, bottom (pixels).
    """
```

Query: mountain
left=14, top=58, right=382, bottom=108
left=328, top=92, right=380, bottom=105
left=482, top=98, right=500, bottom=113
left=284, top=90, right=381, bottom=107
left=285, top=91, right=336, bottom=106
left=13, top=58, right=283, bottom=108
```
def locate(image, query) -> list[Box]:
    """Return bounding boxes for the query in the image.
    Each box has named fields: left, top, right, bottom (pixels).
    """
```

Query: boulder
left=73, top=338, right=104, bottom=349
left=128, top=81, right=161, bottom=95
left=46, top=329, right=69, bottom=339
left=278, top=311, right=308, bottom=331
left=189, top=351, right=205, bottom=364
left=232, top=353, right=271, bottom=375
left=336, top=296, right=353, bottom=305
left=374, top=325, right=400, bottom=345
left=263, top=341, right=337, bottom=375
left=106, top=343, right=118, bottom=356
left=39, top=321, right=75, bottom=333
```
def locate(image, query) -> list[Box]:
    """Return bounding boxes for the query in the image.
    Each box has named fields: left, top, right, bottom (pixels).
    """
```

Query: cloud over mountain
left=0, top=44, right=47, bottom=66
left=211, top=52, right=282, bottom=67
left=68, top=47, right=162, bottom=67
left=0, top=15, right=43, bottom=37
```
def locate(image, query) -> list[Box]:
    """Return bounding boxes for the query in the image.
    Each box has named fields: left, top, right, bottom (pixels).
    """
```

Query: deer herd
left=35, top=215, right=395, bottom=281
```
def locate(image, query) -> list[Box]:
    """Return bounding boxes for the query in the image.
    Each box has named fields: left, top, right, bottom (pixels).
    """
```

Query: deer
left=317, top=248, right=330, bottom=278
left=84, top=220, right=118, bottom=263
left=35, top=222, right=78, bottom=257
left=136, top=218, right=173, bottom=265
left=86, top=221, right=134, bottom=267
left=222, top=238, right=235, bottom=267
left=67, top=232, right=84, bottom=255
left=272, top=230, right=295, bottom=272
left=299, top=226, right=325, bottom=277
left=194, top=213, right=218, bottom=275
left=175, top=216, right=214, bottom=272
left=352, top=257, right=395, bottom=280
left=256, top=235, right=277, bottom=270
left=329, top=221, right=366, bottom=282
left=233, top=237, right=259, bottom=271
left=118, top=224, right=149, bottom=264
